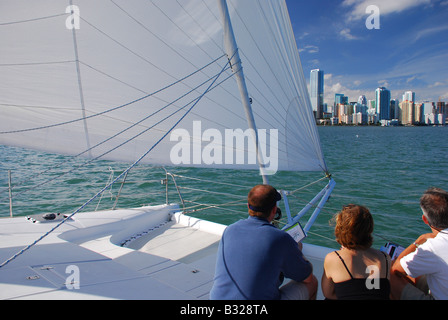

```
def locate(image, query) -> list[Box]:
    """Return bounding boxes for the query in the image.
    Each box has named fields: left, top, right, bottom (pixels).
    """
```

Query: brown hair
left=333, top=204, right=374, bottom=250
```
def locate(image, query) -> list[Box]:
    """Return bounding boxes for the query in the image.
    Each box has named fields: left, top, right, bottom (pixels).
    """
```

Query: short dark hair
left=420, top=187, right=448, bottom=230
left=248, top=185, right=281, bottom=219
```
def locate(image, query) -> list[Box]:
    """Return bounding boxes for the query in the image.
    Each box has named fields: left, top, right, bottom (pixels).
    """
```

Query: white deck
left=0, top=205, right=332, bottom=300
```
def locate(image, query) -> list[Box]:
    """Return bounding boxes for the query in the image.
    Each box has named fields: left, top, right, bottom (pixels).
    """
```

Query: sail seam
left=0, top=53, right=234, bottom=269
left=0, top=13, right=65, bottom=26
left=0, top=54, right=227, bottom=135
left=1, top=66, right=235, bottom=200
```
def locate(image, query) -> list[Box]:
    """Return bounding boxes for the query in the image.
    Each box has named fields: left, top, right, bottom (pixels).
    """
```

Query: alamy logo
left=66, top=5, right=80, bottom=30
left=170, top=121, right=279, bottom=175
left=65, top=265, right=80, bottom=290
left=365, top=5, right=380, bottom=30
left=365, top=265, right=380, bottom=290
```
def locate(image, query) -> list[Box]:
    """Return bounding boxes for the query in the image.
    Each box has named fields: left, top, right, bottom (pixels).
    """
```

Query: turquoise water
left=1, top=126, right=447, bottom=250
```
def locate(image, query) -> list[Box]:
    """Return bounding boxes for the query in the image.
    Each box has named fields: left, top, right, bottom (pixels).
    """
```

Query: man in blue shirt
left=210, top=185, right=317, bottom=300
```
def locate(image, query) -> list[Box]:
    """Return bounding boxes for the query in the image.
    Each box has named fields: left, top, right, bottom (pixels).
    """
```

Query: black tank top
left=333, top=251, right=390, bottom=300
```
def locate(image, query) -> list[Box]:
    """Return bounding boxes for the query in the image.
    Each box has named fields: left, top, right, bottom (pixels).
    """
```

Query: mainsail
left=0, top=0, right=327, bottom=175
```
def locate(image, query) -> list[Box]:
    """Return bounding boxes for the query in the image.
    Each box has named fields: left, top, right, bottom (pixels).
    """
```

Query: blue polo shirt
left=210, top=216, right=312, bottom=300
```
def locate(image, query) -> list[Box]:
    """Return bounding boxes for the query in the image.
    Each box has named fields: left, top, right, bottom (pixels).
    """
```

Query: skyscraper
left=358, top=95, right=367, bottom=105
left=375, top=87, right=391, bottom=120
left=310, top=69, right=324, bottom=119
left=402, top=91, right=415, bottom=102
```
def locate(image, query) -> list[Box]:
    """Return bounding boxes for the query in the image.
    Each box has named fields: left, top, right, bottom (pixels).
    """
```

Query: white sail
left=0, top=0, right=327, bottom=174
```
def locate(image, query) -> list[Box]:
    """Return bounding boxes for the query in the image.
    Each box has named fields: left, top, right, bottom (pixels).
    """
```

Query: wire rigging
left=0, top=49, right=235, bottom=269
left=0, top=61, right=235, bottom=201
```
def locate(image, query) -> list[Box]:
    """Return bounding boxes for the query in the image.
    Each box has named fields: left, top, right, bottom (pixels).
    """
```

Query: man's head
left=420, top=187, right=448, bottom=231
left=248, top=185, right=281, bottom=221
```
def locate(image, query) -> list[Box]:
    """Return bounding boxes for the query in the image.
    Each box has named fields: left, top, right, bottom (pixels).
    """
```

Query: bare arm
left=391, top=233, right=436, bottom=282
left=321, top=254, right=337, bottom=300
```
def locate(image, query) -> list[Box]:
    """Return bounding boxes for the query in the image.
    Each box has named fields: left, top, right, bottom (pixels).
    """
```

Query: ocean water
left=1, top=126, right=447, bottom=250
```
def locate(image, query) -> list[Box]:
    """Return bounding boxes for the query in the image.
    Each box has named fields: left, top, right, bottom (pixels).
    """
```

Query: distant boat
left=0, top=0, right=335, bottom=299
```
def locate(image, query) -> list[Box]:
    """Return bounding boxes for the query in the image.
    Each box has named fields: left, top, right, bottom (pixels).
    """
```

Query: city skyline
left=286, top=0, right=448, bottom=105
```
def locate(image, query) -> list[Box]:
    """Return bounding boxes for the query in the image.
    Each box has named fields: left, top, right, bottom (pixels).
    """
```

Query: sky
left=285, top=0, right=448, bottom=105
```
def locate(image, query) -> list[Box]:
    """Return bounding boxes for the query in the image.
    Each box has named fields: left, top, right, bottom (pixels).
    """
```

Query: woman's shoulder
left=369, top=248, right=391, bottom=261
left=324, top=250, right=343, bottom=267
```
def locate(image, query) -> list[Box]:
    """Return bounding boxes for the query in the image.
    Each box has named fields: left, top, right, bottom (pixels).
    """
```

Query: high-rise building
left=358, top=95, right=367, bottom=105
left=375, top=87, right=391, bottom=120
left=310, top=69, right=324, bottom=119
left=422, top=101, right=435, bottom=115
left=402, top=91, right=415, bottom=102
left=334, top=93, right=348, bottom=106
left=415, top=103, right=423, bottom=124
left=400, top=101, right=414, bottom=125
left=390, top=99, right=399, bottom=119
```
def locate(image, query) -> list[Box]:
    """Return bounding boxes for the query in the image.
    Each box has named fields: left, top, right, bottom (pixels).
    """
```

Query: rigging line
left=213, top=4, right=289, bottom=145
left=0, top=60, right=76, bottom=67
left=78, top=60, right=238, bottom=131
left=111, top=0, right=218, bottom=63
left=180, top=196, right=247, bottom=211
left=0, top=50, right=232, bottom=270
left=288, top=176, right=330, bottom=195
left=5, top=63, right=236, bottom=200
left=6, top=67, right=235, bottom=199
left=201, top=0, right=222, bottom=27
left=74, top=1, right=240, bottom=125
left=172, top=173, right=253, bottom=189
left=182, top=199, right=247, bottom=211
left=175, top=0, right=222, bottom=50
left=237, top=51, right=287, bottom=128
left=0, top=13, right=66, bottom=26
left=78, top=15, right=169, bottom=79
left=0, top=53, right=227, bottom=135
left=148, top=0, right=244, bottom=116
left=227, top=4, right=321, bottom=155
left=227, top=1, right=289, bottom=112
left=87, top=1, right=242, bottom=126
left=69, top=0, right=91, bottom=157
left=0, top=103, right=79, bottom=111
left=178, top=186, right=247, bottom=199
left=79, top=61, right=148, bottom=95
left=257, top=2, right=304, bottom=106
left=111, top=0, right=241, bottom=115
left=149, top=0, right=221, bottom=65
left=183, top=201, right=246, bottom=215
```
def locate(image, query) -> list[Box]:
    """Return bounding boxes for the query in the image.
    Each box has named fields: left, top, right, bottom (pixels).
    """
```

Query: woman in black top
left=321, top=204, right=391, bottom=300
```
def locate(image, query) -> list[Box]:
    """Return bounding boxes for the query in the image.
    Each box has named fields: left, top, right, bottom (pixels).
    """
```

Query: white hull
left=0, top=204, right=332, bottom=300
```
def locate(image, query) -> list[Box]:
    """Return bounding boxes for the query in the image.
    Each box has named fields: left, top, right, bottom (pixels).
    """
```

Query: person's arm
left=282, top=235, right=313, bottom=282
left=391, top=233, right=436, bottom=282
left=321, top=253, right=337, bottom=300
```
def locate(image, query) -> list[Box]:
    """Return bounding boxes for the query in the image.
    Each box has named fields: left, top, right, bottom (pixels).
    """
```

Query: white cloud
left=323, top=74, right=372, bottom=104
left=342, top=0, right=431, bottom=20
left=298, top=32, right=310, bottom=39
left=429, top=81, right=445, bottom=88
left=413, top=25, right=448, bottom=42
left=441, top=91, right=448, bottom=100
left=299, top=45, right=319, bottom=54
left=308, top=59, right=320, bottom=66
left=378, top=79, right=390, bottom=88
left=339, top=28, right=358, bottom=40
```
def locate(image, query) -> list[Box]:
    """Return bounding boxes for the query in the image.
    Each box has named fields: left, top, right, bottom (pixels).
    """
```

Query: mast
left=217, top=0, right=269, bottom=185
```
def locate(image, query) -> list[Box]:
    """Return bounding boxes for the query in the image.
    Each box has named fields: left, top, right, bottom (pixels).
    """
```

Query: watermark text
left=66, top=5, right=80, bottom=30
left=170, top=121, right=278, bottom=175
left=365, top=5, right=380, bottom=30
